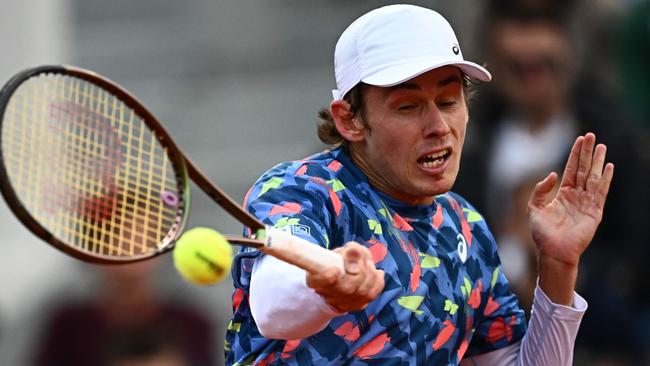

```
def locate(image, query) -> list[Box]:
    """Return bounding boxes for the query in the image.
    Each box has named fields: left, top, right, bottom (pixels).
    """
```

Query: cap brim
left=362, top=59, right=491, bottom=87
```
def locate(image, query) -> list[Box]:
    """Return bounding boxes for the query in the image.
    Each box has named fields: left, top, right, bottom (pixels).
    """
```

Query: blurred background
left=0, top=0, right=647, bottom=365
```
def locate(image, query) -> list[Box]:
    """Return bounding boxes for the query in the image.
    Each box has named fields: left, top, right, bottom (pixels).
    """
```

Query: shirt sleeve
left=232, top=164, right=333, bottom=286
left=250, top=253, right=342, bottom=339
left=244, top=163, right=337, bottom=249
left=460, top=283, right=587, bottom=365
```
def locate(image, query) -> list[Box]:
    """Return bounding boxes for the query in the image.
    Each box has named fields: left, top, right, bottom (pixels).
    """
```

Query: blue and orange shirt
left=225, top=146, right=526, bottom=365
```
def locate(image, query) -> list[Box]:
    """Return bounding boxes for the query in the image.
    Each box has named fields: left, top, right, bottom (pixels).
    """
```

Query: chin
left=428, top=185, right=453, bottom=196
left=415, top=181, right=454, bottom=198
left=433, top=172, right=458, bottom=192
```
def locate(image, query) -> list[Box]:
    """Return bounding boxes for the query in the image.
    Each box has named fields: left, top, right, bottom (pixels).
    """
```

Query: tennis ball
left=173, top=227, right=233, bottom=285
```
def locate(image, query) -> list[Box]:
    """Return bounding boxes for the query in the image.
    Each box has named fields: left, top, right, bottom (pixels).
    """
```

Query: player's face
left=351, top=66, right=468, bottom=205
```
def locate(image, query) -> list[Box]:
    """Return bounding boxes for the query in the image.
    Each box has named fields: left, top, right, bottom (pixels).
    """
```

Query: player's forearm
left=537, top=254, right=579, bottom=306
left=249, top=254, right=341, bottom=339
left=517, top=283, right=587, bottom=365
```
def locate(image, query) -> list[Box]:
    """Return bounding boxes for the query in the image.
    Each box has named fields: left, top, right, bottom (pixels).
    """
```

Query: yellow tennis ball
left=173, top=227, right=233, bottom=285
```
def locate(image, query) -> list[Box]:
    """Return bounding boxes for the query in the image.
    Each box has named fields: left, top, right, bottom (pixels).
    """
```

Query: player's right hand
left=306, top=241, right=384, bottom=313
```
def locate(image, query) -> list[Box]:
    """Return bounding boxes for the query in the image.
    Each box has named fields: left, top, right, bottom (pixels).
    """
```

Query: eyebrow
left=387, top=74, right=462, bottom=92
left=436, top=74, right=462, bottom=87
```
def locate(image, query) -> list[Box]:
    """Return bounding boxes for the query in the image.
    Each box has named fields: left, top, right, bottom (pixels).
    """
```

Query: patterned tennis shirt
left=225, top=146, right=526, bottom=365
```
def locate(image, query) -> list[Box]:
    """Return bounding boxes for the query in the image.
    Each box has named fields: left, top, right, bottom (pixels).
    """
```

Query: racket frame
left=0, top=65, right=343, bottom=274
left=0, top=65, right=194, bottom=263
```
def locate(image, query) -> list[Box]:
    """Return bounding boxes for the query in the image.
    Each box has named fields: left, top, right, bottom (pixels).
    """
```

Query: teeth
left=419, top=149, right=449, bottom=168
left=423, top=150, right=447, bottom=160
left=422, top=158, right=444, bottom=168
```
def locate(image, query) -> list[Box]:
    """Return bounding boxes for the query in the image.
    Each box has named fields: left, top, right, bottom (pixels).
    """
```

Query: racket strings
left=2, top=73, right=183, bottom=258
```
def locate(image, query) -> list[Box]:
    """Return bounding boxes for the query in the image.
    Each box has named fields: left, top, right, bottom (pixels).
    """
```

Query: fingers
left=561, top=133, right=612, bottom=196
left=597, top=162, right=614, bottom=208
left=575, top=133, right=596, bottom=189
left=341, top=243, right=364, bottom=275
left=577, top=134, right=613, bottom=208
left=560, top=135, right=583, bottom=188
left=341, top=262, right=384, bottom=309
left=307, top=241, right=384, bottom=312
left=529, top=172, right=558, bottom=209
left=306, top=266, right=342, bottom=289
left=586, top=144, right=607, bottom=193
left=314, top=264, right=382, bottom=311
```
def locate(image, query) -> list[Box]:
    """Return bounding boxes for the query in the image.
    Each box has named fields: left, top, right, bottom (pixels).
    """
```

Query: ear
left=330, top=100, right=365, bottom=142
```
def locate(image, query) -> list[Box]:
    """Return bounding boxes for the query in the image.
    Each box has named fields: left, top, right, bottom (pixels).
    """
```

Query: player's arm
left=250, top=242, right=383, bottom=339
left=528, top=133, right=613, bottom=305
left=245, top=168, right=383, bottom=339
left=250, top=252, right=340, bottom=339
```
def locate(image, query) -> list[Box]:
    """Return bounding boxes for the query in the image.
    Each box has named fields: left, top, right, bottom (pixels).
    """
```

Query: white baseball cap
left=332, top=4, right=491, bottom=100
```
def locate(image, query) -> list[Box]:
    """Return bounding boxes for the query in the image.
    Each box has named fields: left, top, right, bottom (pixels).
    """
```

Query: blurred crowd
left=32, top=259, right=216, bottom=366
left=1, top=1, right=647, bottom=365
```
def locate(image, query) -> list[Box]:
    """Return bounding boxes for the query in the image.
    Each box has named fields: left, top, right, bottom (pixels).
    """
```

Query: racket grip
left=262, top=227, right=344, bottom=275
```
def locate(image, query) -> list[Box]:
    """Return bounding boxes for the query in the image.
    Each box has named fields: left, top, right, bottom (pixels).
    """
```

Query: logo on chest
left=456, top=234, right=468, bottom=263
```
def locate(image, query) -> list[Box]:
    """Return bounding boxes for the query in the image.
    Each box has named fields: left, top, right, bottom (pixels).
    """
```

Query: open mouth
left=417, top=149, right=451, bottom=169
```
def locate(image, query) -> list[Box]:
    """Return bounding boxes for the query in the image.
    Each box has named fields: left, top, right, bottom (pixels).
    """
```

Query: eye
left=398, top=104, right=416, bottom=111
left=438, top=100, right=457, bottom=109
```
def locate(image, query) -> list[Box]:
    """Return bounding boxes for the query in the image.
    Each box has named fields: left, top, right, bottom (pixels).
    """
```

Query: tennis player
left=225, top=5, right=613, bottom=365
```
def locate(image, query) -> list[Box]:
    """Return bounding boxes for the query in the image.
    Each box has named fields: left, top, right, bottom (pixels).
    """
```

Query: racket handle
left=262, top=227, right=345, bottom=274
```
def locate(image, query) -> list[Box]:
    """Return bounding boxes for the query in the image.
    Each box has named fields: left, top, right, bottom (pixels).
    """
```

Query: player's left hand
left=527, top=132, right=614, bottom=266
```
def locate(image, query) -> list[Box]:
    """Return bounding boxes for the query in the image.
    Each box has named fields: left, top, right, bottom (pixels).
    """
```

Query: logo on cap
left=452, top=44, right=460, bottom=55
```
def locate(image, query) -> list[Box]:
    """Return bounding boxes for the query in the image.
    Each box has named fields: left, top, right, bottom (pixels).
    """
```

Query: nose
left=422, top=105, right=451, bottom=138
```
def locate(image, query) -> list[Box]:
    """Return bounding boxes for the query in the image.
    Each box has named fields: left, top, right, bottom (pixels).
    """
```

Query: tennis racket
left=0, top=65, right=343, bottom=274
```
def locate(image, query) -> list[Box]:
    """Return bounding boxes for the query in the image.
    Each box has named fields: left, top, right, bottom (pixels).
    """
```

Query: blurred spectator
left=101, top=327, right=191, bottom=366
left=33, top=259, right=215, bottom=366
left=617, top=0, right=650, bottom=129
left=455, top=1, right=650, bottom=363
